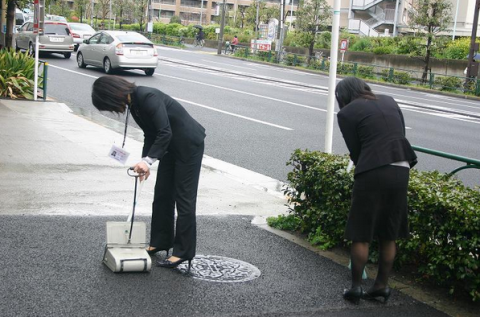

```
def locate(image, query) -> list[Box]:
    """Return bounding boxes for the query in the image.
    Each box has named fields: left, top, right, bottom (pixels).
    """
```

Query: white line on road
left=203, top=60, right=257, bottom=70
left=47, top=64, right=293, bottom=131
left=173, top=97, right=293, bottom=130
left=156, top=73, right=326, bottom=112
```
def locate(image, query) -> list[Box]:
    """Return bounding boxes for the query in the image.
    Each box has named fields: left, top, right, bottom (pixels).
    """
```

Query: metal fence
left=230, top=47, right=480, bottom=97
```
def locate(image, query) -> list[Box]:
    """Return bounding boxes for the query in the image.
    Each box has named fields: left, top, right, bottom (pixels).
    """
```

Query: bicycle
left=224, top=41, right=235, bottom=55
left=193, top=38, right=205, bottom=47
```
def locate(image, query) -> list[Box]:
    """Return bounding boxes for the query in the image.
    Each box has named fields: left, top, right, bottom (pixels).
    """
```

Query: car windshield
left=116, top=33, right=150, bottom=43
left=70, top=24, right=94, bottom=32
left=44, top=24, right=69, bottom=35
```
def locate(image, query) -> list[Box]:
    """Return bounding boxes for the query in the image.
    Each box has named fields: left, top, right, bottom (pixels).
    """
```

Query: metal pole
left=255, top=0, right=259, bottom=54
left=452, top=0, right=460, bottom=40
left=393, top=0, right=400, bottom=36
left=216, top=0, right=226, bottom=54
left=467, top=0, right=480, bottom=78
left=109, top=0, right=112, bottom=29
left=290, top=0, right=293, bottom=26
left=324, top=0, right=341, bottom=154
left=34, top=35, right=39, bottom=101
left=200, top=0, right=204, bottom=24
left=90, top=0, right=94, bottom=27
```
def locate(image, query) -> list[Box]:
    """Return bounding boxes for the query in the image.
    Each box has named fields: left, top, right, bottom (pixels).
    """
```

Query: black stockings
left=350, top=240, right=396, bottom=290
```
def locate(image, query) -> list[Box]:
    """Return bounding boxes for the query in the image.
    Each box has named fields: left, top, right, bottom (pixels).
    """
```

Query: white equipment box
left=103, top=222, right=151, bottom=273
left=102, top=168, right=151, bottom=273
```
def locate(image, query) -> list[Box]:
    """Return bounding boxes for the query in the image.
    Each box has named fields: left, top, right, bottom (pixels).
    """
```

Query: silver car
left=68, top=23, right=96, bottom=51
left=15, top=21, right=74, bottom=59
left=77, top=31, right=158, bottom=76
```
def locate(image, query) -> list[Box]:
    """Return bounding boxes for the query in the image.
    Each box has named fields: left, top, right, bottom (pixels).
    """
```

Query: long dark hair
left=91, top=76, right=136, bottom=113
left=335, top=77, right=376, bottom=109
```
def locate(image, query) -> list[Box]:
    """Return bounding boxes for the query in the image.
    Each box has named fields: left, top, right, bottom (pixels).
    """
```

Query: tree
left=408, top=0, right=452, bottom=82
left=134, top=0, right=148, bottom=31
left=114, top=0, right=134, bottom=29
left=295, top=0, right=330, bottom=58
left=73, top=0, right=89, bottom=23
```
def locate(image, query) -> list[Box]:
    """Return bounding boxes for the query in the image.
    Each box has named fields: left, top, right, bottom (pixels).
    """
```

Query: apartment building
left=347, top=0, right=478, bottom=38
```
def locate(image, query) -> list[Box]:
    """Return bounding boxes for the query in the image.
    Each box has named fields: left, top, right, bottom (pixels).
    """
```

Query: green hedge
left=271, top=149, right=480, bottom=301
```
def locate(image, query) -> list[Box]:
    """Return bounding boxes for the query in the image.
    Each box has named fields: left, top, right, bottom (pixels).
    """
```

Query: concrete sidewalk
left=0, top=99, right=471, bottom=317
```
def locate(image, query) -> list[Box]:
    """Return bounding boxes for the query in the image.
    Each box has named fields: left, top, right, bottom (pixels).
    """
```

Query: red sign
left=250, top=40, right=272, bottom=52
left=340, top=39, right=349, bottom=52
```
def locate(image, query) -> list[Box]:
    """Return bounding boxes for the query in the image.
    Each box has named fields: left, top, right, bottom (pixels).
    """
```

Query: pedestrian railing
left=38, top=60, right=48, bottom=101
left=412, top=145, right=480, bottom=177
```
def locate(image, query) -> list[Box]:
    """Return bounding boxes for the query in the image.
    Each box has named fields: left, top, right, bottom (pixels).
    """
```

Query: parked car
left=15, top=21, right=74, bottom=59
left=45, top=15, right=67, bottom=22
left=77, top=31, right=158, bottom=76
left=68, top=23, right=96, bottom=51
left=15, top=8, right=27, bottom=29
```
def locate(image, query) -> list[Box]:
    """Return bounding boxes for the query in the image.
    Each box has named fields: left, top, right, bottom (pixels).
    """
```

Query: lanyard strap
left=122, top=105, right=130, bottom=149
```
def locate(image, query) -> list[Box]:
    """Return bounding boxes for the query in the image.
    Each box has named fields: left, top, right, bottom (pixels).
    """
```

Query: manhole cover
left=176, top=254, right=261, bottom=283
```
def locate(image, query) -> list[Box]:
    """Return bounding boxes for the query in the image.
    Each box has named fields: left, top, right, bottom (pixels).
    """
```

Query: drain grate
left=175, top=255, right=261, bottom=283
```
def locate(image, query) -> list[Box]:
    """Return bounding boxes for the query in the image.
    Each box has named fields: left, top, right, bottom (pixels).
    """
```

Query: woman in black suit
left=91, top=76, right=206, bottom=272
left=335, top=77, right=417, bottom=304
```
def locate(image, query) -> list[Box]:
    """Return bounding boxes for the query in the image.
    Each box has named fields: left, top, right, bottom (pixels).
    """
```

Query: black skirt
left=345, top=165, right=410, bottom=243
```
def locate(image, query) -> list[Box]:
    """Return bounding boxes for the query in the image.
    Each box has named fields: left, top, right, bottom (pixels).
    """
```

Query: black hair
left=335, top=77, right=376, bottom=109
left=91, top=76, right=136, bottom=113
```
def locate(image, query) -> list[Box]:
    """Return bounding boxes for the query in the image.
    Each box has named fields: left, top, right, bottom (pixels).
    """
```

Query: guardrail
left=38, top=60, right=48, bottom=101
left=412, top=145, right=480, bottom=176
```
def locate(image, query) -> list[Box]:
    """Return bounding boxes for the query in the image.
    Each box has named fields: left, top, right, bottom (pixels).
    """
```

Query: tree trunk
left=422, top=36, right=432, bottom=83
left=308, top=31, right=315, bottom=60
left=5, top=0, right=16, bottom=48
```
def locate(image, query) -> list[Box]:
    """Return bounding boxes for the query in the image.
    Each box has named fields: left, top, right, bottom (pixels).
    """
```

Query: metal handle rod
left=128, top=174, right=137, bottom=244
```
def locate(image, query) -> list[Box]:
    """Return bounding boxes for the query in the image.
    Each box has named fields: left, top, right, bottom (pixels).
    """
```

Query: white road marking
left=203, top=60, right=257, bottom=70
left=173, top=97, right=293, bottom=130
left=156, top=73, right=326, bottom=112
left=46, top=64, right=293, bottom=131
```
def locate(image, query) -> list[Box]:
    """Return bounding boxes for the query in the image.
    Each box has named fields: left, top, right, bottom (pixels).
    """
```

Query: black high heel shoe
left=363, top=287, right=391, bottom=303
left=157, top=257, right=193, bottom=272
left=343, top=286, right=364, bottom=305
left=146, top=247, right=169, bottom=257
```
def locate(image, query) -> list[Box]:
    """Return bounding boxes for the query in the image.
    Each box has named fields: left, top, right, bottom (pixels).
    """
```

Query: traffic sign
left=340, top=39, right=348, bottom=52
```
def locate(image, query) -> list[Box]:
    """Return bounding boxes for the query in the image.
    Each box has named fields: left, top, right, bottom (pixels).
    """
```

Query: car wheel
left=144, top=68, right=155, bottom=76
left=64, top=52, right=71, bottom=59
left=77, top=52, right=86, bottom=68
left=103, top=57, right=113, bottom=74
left=28, top=42, right=35, bottom=57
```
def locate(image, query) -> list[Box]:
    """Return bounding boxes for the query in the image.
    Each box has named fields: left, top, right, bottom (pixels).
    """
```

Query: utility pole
left=216, top=0, right=226, bottom=54
left=324, top=0, right=341, bottom=154
left=200, top=0, right=204, bottom=25
left=466, top=0, right=480, bottom=78
left=109, top=0, right=112, bottom=29
left=452, top=0, right=460, bottom=40
left=90, top=0, right=94, bottom=27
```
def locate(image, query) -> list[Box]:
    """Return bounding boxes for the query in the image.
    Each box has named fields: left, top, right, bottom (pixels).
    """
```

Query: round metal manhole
left=175, top=254, right=261, bottom=283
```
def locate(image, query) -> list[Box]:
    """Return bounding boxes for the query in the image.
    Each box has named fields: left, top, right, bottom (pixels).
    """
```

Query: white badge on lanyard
left=108, top=105, right=131, bottom=165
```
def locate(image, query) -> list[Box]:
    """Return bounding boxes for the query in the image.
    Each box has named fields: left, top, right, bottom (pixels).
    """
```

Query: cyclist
left=230, top=35, right=239, bottom=52
left=196, top=29, right=205, bottom=46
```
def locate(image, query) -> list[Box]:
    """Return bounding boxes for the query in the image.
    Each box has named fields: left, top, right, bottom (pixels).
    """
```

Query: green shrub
left=442, top=37, right=471, bottom=60
left=169, top=16, right=182, bottom=24
left=381, top=69, right=411, bottom=85
left=357, top=65, right=374, bottom=79
left=373, top=46, right=393, bottom=55
left=267, top=214, right=301, bottom=231
left=165, top=23, right=182, bottom=36
left=256, top=51, right=273, bottom=61
left=434, top=76, right=463, bottom=92
left=275, top=149, right=480, bottom=301
left=0, top=48, right=41, bottom=99
left=285, top=54, right=306, bottom=66
left=350, top=38, right=372, bottom=52
left=337, top=63, right=354, bottom=75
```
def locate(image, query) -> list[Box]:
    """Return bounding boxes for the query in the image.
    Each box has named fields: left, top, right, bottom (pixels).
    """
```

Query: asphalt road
left=41, top=46, right=480, bottom=187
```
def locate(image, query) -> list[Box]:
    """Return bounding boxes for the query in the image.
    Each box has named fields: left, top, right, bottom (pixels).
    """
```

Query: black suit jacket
left=337, top=94, right=417, bottom=175
left=130, top=86, right=206, bottom=162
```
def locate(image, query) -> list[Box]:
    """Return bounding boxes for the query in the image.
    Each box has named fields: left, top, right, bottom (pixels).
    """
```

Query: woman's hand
left=133, top=161, right=151, bottom=181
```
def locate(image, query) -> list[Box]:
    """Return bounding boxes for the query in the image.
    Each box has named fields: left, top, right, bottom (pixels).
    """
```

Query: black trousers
left=150, top=142, right=204, bottom=259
